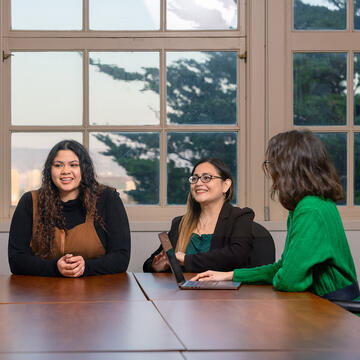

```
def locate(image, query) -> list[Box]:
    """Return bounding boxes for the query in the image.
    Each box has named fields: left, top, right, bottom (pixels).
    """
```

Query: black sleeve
left=142, top=216, right=182, bottom=272
left=8, top=192, right=61, bottom=276
left=84, top=189, right=131, bottom=276
left=183, top=208, right=255, bottom=273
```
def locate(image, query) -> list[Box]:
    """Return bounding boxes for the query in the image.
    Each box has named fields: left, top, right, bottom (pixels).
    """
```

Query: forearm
left=233, top=261, right=281, bottom=284
left=84, top=250, right=130, bottom=276
left=8, top=253, right=60, bottom=277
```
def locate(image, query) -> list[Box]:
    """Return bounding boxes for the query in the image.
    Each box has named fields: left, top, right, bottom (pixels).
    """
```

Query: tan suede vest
left=31, top=191, right=105, bottom=259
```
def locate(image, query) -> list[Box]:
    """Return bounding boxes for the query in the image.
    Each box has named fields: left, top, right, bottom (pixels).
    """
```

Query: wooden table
left=0, top=274, right=183, bottom=353
left=182, top=351, right=360, bottom=360
left=0, top=273, right=359, bottom=357
left=133, top=272, right=316, bottom=300
left=154, top=298, right=360, bottom=351
left=0, top=301, right=183, bottom=352
left=0, top=353, right=184, bottom=360
left=0, top=273, right=145, bottom=303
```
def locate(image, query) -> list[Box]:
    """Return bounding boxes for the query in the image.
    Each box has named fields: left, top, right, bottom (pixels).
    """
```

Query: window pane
left=167, top=132, right=237, bottom=205
left=11, top=52, right=83, bottom=126
left=355, top=133, right=360, bottom=205
left=11, top=0, right=82, bottom=30
left=167, top=0, right=237, bottom=30
left=316, top=132, right=347, bottom=204
left=89, top=0, right=160, bottom=30
left=11, top=133, right=82, bottom=206
left=293, top=52, right=347, bottom=126
left=293, top=0, right=346, bottom=30
left=355, top=0, right=360, bottom=29
left=354, top=53, right=360, bottom=125
left=166, top=52, right=237, bottom=125
left=89, top=52, right=160, bottom=126
left=90, top=132, right=160, bottom=205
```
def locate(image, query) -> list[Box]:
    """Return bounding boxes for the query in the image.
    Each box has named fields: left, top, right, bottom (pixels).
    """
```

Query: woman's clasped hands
left=57, top=254, right=85, bottom=278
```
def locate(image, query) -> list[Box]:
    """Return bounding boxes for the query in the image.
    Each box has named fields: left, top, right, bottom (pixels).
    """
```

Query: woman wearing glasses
left=143, top=158, right=255, bottom=273
left=192, top=130, right=359, bottom=304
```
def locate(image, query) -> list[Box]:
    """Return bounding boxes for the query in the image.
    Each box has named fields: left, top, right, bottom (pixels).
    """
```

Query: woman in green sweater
left=192, top=129, right=359, bottom=301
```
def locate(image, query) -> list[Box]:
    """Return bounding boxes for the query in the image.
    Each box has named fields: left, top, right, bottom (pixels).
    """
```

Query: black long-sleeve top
left=143, top=202, right=255, bottom=273
left=8, top=187, right=131, bottom=276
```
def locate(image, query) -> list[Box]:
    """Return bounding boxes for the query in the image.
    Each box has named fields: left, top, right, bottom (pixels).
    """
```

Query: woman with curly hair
left=193, top=130, right=359, bottom=303
left=8, top=140, right=130, bottom=277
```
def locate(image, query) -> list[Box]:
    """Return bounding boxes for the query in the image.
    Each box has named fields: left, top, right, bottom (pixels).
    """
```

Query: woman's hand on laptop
left=191, top=270, right=234, bottom=282
left=151, top=251, right=170, bottom=272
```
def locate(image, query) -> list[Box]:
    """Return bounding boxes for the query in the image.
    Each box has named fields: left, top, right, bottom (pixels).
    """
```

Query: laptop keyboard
left=183, top=280, right=219, bottom=287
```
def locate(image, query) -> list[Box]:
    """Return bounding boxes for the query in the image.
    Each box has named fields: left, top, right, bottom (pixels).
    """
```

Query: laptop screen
left=158, top=232, right=186, bottom=284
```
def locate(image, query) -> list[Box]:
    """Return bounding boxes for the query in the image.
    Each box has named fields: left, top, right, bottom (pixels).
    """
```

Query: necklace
left=196, top=217, right=211, bottom=234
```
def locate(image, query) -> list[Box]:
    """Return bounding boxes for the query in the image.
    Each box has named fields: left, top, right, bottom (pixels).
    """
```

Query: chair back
left=249, top=222, right=275, bottom=267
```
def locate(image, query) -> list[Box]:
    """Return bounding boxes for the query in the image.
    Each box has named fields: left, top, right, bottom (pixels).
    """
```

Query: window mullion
left=83, top=50, right=89, bottom=149
left=160, top=48, right=166, bottom=206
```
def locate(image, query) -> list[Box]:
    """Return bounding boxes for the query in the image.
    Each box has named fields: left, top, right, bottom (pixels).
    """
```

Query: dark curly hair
left=32, top=140, right=106, bottom=258
left=264, top=129, right=344, bottom=211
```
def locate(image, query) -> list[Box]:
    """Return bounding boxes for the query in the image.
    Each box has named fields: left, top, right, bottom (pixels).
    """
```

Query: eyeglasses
left=188, top=174, right=223, bottom=184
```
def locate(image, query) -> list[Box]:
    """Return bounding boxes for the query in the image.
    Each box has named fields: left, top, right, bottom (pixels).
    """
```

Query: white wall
left=0, top=233, right=10, bottom=275
left=1, top=230, right=359, bottom=281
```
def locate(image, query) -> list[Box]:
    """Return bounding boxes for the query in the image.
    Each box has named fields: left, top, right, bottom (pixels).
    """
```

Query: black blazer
left=143, top=202, right=255, bottom=273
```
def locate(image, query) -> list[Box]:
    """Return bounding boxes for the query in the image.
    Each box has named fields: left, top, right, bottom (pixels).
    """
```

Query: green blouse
left=233, top=195, right=359, bottom=300
left=186, top=233, right=213, bottom=255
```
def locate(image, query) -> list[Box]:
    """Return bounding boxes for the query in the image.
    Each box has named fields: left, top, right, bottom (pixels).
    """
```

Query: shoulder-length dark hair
left=32, top=139, right=105, bottom=258
left=264, top=129, right=344, bottom=211
left=176, top=158, right=234, bottom=252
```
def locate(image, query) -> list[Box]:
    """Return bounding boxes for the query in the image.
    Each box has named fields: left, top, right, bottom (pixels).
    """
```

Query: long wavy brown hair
left=32, top=140, right=106, bottom=258
left=264, top=129, right=344, bottom=211
left=176, top=158, right=234, bottom=253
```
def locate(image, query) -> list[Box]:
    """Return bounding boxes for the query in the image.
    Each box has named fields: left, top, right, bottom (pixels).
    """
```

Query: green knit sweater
left=233, top=196, right=358, bottom=298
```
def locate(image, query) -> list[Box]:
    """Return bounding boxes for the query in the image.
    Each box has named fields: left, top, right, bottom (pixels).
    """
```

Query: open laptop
left=158, top=232, right=241, bottom=290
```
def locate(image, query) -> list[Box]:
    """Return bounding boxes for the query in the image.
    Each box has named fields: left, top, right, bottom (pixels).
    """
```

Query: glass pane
left=355, top=133, right=360, bottom=205
left=167, top=0, right=237, bottom=30
left=293, top=52, right=347, bottom=126
left=11, top=52, right=83, bottom=126
left=89, top=0, right=160, bottom=30
left=89, top=52, right=160, bottom=126
left=293, top=0, right=347, bottom=30
left=355, top=0, right=360, bottom=29
left=167, top=132, right=237, bottom=205
left=11, top=133, right=82, bottom=206
left=166, top=52, right=237, bottom=125
left=90, top=132, right=160, bottom=205
left=316, top=132, right=347, bottom=204
left=354, top=53, right=360, bottom=125
left=11, top=0, right=82, bottom=30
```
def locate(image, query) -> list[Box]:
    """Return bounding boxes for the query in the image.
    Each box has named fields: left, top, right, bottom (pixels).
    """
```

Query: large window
left=1, top=0, right=247, bottom=223
left=267, top=0, right=360, bottom=221
left=5, top=1, right=359, bottom=225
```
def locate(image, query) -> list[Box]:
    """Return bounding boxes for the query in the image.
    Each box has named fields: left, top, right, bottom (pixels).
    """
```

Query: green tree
left=95, top=132, right=160, bottom=204
left=354, top=134, right=360, bottom=205
left=293, top=52, right=347, bottom=126
left=91, top=52, right=237, bottom=204
left=293, top=0, right=346, bottom=30
left=316, top=133, right=347, bottom=204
